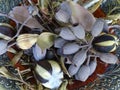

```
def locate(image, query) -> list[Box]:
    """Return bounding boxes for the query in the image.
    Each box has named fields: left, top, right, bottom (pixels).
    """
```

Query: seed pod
left=92, top=34, right=118, bottom=53
left=17, top=34, right=38, bottom=49
left=55, top=9, right=70, bottom=24
left=34, top=60, right=63, bottom=89
left=0, top=40, right=8, bottom=55
left=75, top=65, right=90, bottom=82
left=54, top=38, right=67, bottom=48
left=91, top=19, right=104, bottom=37
left=89, top=59, right=97, bottom=76
left=68, top=64, right=80, bottom=76
left=59, top=27, right=76, bottom=40
left=32, top=44, right=46, bottom=61
left=68, top=50, right=87, bottom=76
left=97, top=52, right=118, bottom=64
left=0, top=23, right=15, bottom=40
left=70, top=25, right=85, bottom=39
left=62, top=42, right=80, bottom=55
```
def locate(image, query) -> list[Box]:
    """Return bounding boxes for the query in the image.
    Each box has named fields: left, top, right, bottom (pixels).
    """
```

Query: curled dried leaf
left=17, top=34, right=38, bottom=49
left=0, top=40, right=8, bottom=55
left=59, top=27, right=76, bottom=40
left=89, top=59, right=97, bottom=76
left=91, top=19, right=104, bottom=37
left=62, top=42, right=80, bottom=55
left=68, top=1, right=96, bottom=31
left=83, top=0, right=103, bottom=13
left=11, top=51, right=23, bottom=66
left=68, top=64, right=80, bottom=76
left=37, top=32, right=57, bottom=51
left=9, top=6, right=43, bottom=29
left=70, top=25, right=85, bottom=39
left=58, top=80, right=68, bottom=90
left=32, top=44, right=46, bottom=61
left=75, top=65, right=90, bottom=82
left=97, top=52, right=118, bottom=64
left=35, top=60, right=63, bottom=89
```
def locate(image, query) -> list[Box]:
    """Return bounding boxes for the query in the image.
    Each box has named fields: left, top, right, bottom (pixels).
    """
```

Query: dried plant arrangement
left=0, top=0, right=120, bottom=90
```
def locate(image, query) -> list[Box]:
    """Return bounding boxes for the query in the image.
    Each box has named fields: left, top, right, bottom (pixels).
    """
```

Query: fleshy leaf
left=75, top=65, right=90, bottom=82
left=97, top=52, right=118, bottom=64
left=70, top=25, right=85, bottom=39
left=37, top=32, right=57, bottom=51
left=59, top=27, right=76, bottom=40
left=91, top=19, right=104, bottom=37
left=68, top=1, right=96, bottom=31
left=62, top=42, right=80, bottom=55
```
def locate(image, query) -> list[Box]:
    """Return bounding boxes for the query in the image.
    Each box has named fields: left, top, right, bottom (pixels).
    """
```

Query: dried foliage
left=0, top=0, right=120, bottom=90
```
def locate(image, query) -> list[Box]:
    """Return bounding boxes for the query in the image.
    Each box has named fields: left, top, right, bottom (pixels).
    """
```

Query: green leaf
left=37, top=32, right=57, bottom=51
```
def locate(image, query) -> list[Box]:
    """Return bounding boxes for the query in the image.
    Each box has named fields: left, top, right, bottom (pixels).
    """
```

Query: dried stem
left=8, top=16, right=32, bottom=43
left=0, top=13, right=19, bottom=23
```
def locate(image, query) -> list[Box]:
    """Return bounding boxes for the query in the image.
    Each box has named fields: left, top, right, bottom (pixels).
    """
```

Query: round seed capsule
left=34, top=60, right=63, bottom=89
left=92, top=34, right=119, bottom=53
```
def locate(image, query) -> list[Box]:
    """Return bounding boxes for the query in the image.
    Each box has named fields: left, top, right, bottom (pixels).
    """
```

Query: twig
left=0, top=13, right=19, bottom=23
left=8, top=16, right=32, bottom=43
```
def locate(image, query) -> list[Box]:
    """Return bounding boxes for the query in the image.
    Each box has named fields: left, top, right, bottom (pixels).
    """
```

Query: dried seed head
left=35, top=60, right=63, bottom=89
left=17, top=34, right=38, bottom=50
